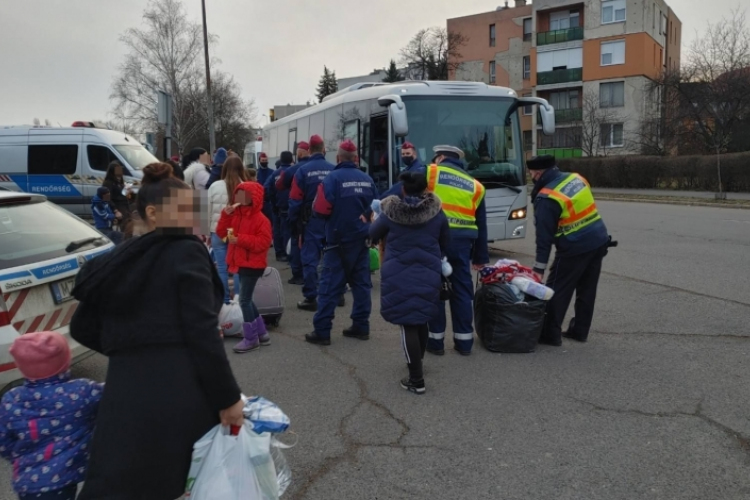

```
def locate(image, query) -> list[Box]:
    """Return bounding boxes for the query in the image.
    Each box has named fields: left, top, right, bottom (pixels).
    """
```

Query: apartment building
left=448, top=0, right=682, bottom=157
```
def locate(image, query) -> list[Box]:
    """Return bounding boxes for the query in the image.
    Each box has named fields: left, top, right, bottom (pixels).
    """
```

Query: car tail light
left=509, top=208, right=527, bottom=220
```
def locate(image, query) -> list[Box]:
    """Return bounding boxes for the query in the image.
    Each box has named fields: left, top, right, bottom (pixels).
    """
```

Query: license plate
left=50, top=278, right=76, bottom=304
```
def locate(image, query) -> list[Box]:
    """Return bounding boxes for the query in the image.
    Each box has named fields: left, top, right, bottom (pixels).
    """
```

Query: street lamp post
left=201, top=0, right=216, bottom=153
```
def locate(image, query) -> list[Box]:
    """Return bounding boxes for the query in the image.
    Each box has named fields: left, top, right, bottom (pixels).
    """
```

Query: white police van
left=0, top=190, right=114, bottom=391
left=0, top=121, right=159, bottom=217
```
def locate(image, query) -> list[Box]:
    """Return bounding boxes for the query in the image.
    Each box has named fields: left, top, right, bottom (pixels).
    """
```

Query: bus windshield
left=402, top=96, right=524, bottom=188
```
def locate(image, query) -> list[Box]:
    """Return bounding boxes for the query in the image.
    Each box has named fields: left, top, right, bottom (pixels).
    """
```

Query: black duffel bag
left=474, top=282, right=546, bottom=353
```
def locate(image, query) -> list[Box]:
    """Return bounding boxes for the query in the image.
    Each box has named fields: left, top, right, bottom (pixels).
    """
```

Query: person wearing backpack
left=370, top=172, right=450, bottom=394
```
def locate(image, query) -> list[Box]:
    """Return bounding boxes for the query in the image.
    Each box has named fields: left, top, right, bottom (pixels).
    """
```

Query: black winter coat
left=70, top=231, right=242, bottom=500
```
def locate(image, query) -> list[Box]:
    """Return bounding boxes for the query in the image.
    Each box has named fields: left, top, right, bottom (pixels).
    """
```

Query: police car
left=0, top=191, right=113, bottom=391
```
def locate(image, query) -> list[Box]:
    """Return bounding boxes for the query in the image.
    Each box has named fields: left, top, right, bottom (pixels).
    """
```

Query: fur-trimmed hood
left=380, top=192, right=442, bottom=226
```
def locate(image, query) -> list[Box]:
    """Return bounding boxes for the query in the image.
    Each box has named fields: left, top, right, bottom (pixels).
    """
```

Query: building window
left=490, top=24, right=496, bottom=47
left=600, top=82, right=625, bottom=107
left=538, top=127, right=582, bottom=149
left=600, top=123, right=624, bottom=147
left=28, top=145, right=78, bottom=175
left=601, top=40, right=625, bottom=66
left=523, top=93, right=533, bottom=115
left=661, top=13, right=667, bottom=35
left=489, top=61, right=496, bottom=84
left=550, top=89, right=580, bottom=110
left=523, top=18, right=532, bottom=41
left=523, top=56, right=531, bottom=80
left=550, top=10, right=580, bottom=31
left=602, top=0, right=626, bottom=24
left=523, top=130, right=533, bottom=151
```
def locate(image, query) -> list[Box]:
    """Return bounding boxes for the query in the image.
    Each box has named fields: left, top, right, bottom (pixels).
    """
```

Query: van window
left=28, top=145, right=78, bottom=175
left=87, top=145, right=119, bottom=172
left=112, top=145, right=159, bottom=170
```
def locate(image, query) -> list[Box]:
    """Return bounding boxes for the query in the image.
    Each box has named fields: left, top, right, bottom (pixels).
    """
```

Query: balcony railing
left=555, top=108, right=583, bottom=123
left=537, top=68, right=583, bottom=85
left=537, top=148, right=583, bottom=159
left=537, top=27, right=584, bottom=46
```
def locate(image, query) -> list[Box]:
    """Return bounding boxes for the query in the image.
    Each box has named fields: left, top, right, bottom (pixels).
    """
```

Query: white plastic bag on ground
left=219, top=301, right=243, bottom=337
left=185, top=425, right=264, bottom=500
left=511, top=276, right=555, bottom=300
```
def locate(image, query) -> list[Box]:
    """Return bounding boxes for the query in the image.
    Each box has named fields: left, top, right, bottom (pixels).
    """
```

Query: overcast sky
left=0, top=0, right=740, bottom=129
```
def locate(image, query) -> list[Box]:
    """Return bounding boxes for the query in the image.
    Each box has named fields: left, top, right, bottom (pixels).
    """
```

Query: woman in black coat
left=71, top=162, right=245, bottom=499
left=102, top=162, right=133, bottom=238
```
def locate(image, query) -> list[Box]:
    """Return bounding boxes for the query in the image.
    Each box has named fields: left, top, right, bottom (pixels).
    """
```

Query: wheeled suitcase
left=253, top=267, right=285, bottom=327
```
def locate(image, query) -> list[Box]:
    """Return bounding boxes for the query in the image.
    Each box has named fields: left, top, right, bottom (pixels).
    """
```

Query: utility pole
left=201, top=0, right=216, bottom=153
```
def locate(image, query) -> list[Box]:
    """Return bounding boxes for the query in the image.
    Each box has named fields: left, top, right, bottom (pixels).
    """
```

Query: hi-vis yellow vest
left=426, top=164, right=486, bottom=231
left=538, top=173, right=601, bottom=237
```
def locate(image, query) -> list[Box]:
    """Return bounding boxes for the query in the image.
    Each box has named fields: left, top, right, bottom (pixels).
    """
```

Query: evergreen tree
left=316, top=66, right=332, bottom=103
left=382, top=60, right=404, bottom=82
left=329, top=70, right=339, bottom=94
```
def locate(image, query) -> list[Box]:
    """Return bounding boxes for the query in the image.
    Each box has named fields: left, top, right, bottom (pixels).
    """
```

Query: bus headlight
left=509, top=208, right=527, bottom=220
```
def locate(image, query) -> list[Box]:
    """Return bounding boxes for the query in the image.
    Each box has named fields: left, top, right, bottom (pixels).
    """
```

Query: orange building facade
left=448, top=0, right=682, bottom=157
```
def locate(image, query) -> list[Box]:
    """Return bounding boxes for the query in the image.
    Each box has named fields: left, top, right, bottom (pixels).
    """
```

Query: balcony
left=537, top=148, right=583, bottom=159
left=555, top=107, right=583, bottom=123
left=537, top=27, right=584, bottom=46
left=537, top=68, right=583, bottom=85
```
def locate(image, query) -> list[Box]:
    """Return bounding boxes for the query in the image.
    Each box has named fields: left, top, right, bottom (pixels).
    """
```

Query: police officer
left=425, top=145, right=489, bottom=356
left=257, top=153, right=274, bottom=230
left=529, top=155, right=610, bottom=346
left=305, top=140, right=378, bottom=346
left=289, top=135, right=336, bottom=310
left=264, top=152, right=294, bottom=262
left=277, top=142, right=311, bottom=284
left=379, top=141, right=426, bottom=199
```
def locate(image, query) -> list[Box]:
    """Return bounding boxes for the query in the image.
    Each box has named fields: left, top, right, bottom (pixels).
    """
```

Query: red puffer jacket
left=216, top=181, right=272, bottom=273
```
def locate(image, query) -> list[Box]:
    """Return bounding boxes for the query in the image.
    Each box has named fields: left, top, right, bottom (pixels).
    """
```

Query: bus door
left=367, top=113, right=390, bottom=195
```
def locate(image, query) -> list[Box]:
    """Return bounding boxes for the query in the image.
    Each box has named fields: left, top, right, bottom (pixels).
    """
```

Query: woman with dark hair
left=102, top=161, right=133, bottom=238
left=208, top=157, right=249, bottom=305
left=370, top=172, right=450, bottom=395
left=166, top=159, right=184, bottom=180
left=182, top=147, right=212, bottom=190
left=70, top=162, right=244, bottom=499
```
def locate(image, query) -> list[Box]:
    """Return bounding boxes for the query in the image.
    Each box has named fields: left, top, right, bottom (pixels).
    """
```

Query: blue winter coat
left=370, top=193, right=450, bottom=325
left=0, top=372, right=103, bottom=495
left=313, top=161, right=378, bottom=244
left=205, top=164, right=223, bottom=189
left=265, top=165, right=291, bottom=212
left=91, top=196, right=115, bottom=230
left=378, top=158, right=426, bottom=200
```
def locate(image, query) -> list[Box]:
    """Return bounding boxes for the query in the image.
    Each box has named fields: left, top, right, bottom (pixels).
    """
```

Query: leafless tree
left=110, top=0, right=255, bottom=154
left=576, top=90, right=623, bottom=157
left=399, top=27, right=468, bottom=80
left=646, top=8, right=750, bottom=191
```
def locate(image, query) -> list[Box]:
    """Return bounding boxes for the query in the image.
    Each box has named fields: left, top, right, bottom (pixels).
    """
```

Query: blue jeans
left=239, top=274, right=260, bottom=323
left=211, top=233, right=232, bottom=304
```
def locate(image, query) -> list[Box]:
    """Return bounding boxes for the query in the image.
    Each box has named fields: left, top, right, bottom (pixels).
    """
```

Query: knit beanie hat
left=9, top=332, right=71, bottom=381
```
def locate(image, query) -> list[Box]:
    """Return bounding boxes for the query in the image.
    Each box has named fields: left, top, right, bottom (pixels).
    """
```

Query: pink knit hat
left=9, top=332, right=71, bottom=381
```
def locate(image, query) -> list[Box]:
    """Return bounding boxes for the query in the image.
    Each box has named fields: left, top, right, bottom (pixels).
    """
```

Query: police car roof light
left=71, top=121, right=95, bottom=128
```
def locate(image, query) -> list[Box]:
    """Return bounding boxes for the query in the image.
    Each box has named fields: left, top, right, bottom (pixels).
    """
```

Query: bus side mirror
left=518, top=97, right=556, bottom=136
left=378, top=94, right=409, bottom=137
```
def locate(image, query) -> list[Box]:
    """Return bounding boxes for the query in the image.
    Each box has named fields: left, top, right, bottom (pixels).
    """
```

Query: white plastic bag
left=219, top=301, right=243, bottom=337
left=185, top=425, right=264, bottom=500
left=511, top=276, right=555, bottom=300
left=242, top=395, right=291, bottom=434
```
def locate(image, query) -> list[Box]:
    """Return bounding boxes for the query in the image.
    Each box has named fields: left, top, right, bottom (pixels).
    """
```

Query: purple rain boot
left=233, top=322, right=260, bottom=353
left=255, top=317, right=271, bottom=346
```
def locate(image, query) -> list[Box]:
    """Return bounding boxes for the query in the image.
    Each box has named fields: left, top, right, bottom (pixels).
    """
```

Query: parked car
left=0, top=190, right=114, bottom=392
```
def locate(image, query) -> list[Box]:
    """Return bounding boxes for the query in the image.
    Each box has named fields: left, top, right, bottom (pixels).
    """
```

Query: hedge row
left=556, top=152, right=750, bottom=192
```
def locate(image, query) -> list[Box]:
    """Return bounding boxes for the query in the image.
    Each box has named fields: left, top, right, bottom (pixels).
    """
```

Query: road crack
left=572, top=398, right=750, bottom=460
left=591, top=329, right=750, bottom=341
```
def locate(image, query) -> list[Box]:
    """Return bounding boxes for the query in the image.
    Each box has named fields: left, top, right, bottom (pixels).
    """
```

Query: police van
left=0, top=122, right=159, bottom=217
left=0, top=190, right=114, bottom=392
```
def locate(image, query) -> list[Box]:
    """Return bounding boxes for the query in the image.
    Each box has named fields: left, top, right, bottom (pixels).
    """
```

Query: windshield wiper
left=65, top=237, right=107, bottom=253
left=483, top=182, right=523, bottom=193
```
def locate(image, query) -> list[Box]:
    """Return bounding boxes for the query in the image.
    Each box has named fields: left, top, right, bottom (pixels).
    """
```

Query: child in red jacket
left=217, top=181, right=273, bottom=353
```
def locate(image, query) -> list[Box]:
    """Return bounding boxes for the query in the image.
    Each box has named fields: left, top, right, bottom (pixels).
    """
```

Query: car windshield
left=0, top=200, right=107, bottom=270
left=114, top=144, right=159, bottom=171
left=401, top=96, right=525, bottom=188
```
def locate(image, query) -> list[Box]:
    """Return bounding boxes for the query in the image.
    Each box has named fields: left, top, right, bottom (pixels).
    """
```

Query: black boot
left=297, top=297, right=317, bottom=311
left=400, top=377, right=425, bottom=395
left=288, top=276, right=305, bottom=285
left=304, top=332, right=331, bottom=346
left=563, top=317, right=588, bottom=342
left=342, top=325, right=369, bottom=340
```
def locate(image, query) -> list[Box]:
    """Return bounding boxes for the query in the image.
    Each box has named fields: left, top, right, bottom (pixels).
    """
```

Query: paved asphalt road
left=1, top=200, right=749, bottom=500
left=593, top=188, right=750, bottom=200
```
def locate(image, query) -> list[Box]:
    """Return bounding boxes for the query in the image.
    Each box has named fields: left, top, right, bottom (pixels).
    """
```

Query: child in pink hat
left=0, top=332, right=103, bottom=500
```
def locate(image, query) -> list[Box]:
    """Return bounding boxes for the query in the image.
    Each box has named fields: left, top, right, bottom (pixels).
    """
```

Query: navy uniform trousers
left=313, top=240, right=371, bottom=339
left=542, top=243, right=608, bottom=343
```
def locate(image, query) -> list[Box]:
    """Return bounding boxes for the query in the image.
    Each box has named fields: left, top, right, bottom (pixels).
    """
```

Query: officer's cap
left=432, top=145, right=465, bottom=160
left=297, top=141, right=310, bottom=151
left=310, top=135, right=324, bottom=147
left=402, top=141, right=416, bottom=150
left=526, top=154, right=556, bottom=170
left=339, top=140, right=357, bottom=153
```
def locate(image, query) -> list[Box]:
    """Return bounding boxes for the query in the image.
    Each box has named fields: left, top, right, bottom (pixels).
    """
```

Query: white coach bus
left=261, top=81, right=555, bottom=242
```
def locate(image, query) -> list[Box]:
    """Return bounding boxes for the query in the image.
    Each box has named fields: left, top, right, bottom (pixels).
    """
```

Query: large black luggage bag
left=475, top=282, right=546, bottom=353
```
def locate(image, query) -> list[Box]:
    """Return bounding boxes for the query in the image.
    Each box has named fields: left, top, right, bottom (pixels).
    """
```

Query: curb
left=594, top=196, right=750, bottom=210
